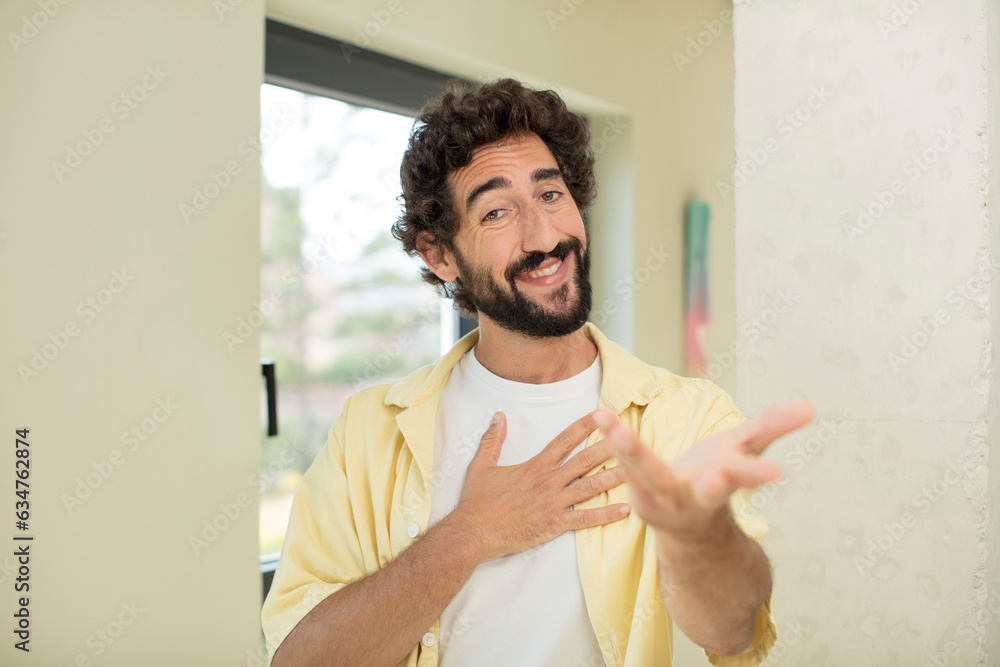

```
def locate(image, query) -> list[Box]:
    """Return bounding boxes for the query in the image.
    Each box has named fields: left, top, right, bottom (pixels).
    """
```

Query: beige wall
left=0, top=1, right=264, bottom=664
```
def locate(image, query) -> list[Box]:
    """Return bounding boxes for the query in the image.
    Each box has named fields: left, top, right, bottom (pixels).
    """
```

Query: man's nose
left=519, top=202, right=560, bottom=255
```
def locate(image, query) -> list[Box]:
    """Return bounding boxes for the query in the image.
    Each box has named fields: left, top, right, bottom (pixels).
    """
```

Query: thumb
left=472, top=412, right=506, bottom=468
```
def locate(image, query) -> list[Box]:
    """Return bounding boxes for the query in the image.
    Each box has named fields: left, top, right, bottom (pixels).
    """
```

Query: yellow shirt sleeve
left=260, top=418, right=367, bottom=663
left=694, top=405, right=778, bottom=667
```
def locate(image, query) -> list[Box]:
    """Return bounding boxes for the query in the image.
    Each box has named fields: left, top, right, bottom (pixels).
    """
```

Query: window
left=258, top=22, right=474, bottom=573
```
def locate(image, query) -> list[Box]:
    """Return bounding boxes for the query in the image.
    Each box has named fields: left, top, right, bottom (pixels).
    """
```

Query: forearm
left=272, top=510, right=484, bottom=667
left=655, top=509, right=772, bottom=656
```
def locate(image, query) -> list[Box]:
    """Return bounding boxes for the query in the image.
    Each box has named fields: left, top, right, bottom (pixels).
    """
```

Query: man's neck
left=472, top=319, right=598, bottom=384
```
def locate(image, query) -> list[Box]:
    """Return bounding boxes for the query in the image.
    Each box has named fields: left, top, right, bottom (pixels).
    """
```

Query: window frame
left=260, top=18, right=476, bottom=598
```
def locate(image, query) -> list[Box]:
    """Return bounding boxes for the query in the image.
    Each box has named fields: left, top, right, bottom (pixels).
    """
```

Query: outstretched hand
left=593, top=401, right=815, bottom=539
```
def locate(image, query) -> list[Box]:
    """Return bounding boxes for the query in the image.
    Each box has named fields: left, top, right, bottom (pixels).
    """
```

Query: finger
left=561, top=466, right=627, bottom=506
left=470, top=412, right=506, bottom=469
left=690, top=456, right=781, bottom=508
left=624, top=477, right=659, bottom=517
left=538, top=410, right=602, bottom=467
left=739, top=400, right=816, bottom=455
left=605, top=422, right=678, bottom=499
left=616, top=452, right=682, bottom=516
left=690, top=468, right=730, bottom=508
left=594, top=409, right=672, bottom=493
left=722, top=456, right=782, bottom=489
left=564, top=503, right=632, bottom=531
left=558, top=438, right=616, bottom=483
left=592, top=408, right=622, bottom=436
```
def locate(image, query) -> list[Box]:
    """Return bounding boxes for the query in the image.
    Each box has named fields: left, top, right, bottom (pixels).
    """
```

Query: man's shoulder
left=331, top=358, right=442, bottom=434
left=587, top=322, right=727, bottom=400
left=612, top=350, right=739, bottom=427
left=595, top=333, right=734, bottom=414
left=644, top=367, right=739, bottom=420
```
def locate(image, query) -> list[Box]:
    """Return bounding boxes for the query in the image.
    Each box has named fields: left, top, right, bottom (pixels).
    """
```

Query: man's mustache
left=505, top=238, right=583, bottom=283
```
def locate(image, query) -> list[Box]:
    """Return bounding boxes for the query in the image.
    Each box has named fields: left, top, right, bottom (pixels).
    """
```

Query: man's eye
left=482, top=209, right=500, bottom=222
left=540, top=190, right=562, bottom=202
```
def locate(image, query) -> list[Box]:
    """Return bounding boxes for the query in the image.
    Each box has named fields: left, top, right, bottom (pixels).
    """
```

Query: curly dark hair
left=391, top=77, right=597, bottom=318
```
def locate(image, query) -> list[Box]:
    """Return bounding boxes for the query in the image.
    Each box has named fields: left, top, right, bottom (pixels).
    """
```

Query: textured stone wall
left=733, top=0, right=997, bottom=664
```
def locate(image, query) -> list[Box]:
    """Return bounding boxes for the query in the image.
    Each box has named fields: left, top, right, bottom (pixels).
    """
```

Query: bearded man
left=261, top=77, right=813, bottom=667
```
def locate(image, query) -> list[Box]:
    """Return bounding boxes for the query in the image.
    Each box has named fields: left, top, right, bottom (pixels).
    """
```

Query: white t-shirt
left=428, top=344, right=606, bottom=667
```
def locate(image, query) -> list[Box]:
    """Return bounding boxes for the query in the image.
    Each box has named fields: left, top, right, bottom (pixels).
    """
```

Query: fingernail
left=492, top=412, right=501, bottom=425
left=620, top=505, right=631, bottom=514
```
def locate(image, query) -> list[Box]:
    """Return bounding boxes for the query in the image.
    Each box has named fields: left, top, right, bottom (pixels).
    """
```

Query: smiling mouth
left=513, top=253, right=572, bottom=288
left=521, top=257, right=563, bottom=279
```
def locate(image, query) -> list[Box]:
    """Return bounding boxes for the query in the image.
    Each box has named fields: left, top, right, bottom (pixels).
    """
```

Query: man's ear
left=416, top=230, right=459, bottom=282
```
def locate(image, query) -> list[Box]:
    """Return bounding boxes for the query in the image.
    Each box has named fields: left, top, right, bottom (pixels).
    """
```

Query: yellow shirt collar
left=383, top=321, right=669, bottom=414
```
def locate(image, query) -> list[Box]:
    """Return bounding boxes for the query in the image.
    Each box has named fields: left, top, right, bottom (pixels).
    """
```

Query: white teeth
left=526, top=257, right=562, bottom=278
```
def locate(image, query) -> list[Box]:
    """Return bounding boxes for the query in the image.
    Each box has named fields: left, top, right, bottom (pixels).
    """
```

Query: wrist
left=655, top=508, right=741, bottom=558
left=440, top=506, right=492, bottom=566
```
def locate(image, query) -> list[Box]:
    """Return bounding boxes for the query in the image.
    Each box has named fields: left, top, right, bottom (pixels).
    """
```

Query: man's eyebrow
left=464, top=167, right=565, bottom=214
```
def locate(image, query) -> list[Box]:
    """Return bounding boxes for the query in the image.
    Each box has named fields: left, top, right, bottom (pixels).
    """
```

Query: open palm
left=593, top=401, right=815, bottom=538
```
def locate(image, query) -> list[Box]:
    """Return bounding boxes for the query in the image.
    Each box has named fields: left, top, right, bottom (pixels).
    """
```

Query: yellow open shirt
left=261, top=322, right=777, bottom=666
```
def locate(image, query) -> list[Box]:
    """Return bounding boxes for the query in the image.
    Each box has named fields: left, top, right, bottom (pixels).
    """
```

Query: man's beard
left=451, top=233, right=593, bottom=339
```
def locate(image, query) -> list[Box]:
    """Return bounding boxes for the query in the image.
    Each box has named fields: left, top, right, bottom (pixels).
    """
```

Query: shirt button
left=407, top=523, right=420, bottom=538
left=421, top=631, right=436, bottom=647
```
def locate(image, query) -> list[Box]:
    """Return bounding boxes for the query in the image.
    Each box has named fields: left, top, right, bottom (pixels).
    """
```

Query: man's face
left=444, top=132, right=592, bottom=339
